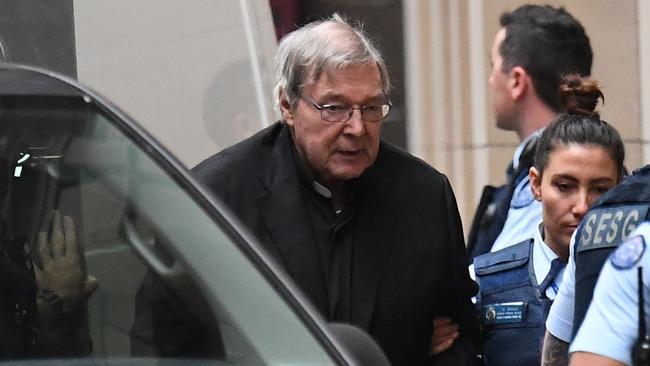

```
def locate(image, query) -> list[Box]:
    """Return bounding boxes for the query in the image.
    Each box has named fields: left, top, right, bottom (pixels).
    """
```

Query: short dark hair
left=499, top=5, right=592, bottom=111
left=534, top=75, right=624, bottom=179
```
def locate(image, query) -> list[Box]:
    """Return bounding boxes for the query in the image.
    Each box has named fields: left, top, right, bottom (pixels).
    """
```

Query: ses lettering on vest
left=578, top=205, right=650, bottom=252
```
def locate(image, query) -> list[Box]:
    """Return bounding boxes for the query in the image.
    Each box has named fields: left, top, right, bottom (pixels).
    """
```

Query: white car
left=0, top=63, right=389, bottom=366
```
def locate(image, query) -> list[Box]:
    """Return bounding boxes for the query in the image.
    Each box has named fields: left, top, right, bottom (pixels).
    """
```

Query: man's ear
left=509, top=66, right=529, bottom=101
left=529, top=166, right=542, bottom=201
left=279, top=87, right=295, bottom=126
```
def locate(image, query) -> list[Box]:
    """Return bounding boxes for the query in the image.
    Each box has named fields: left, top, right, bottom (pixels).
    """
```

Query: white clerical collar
left=312, top=180, right=332, bottom=198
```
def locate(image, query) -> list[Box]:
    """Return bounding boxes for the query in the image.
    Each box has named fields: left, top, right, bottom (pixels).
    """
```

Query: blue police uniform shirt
left=546, top=232, right=578, bottom=342
left=570, top=222, right=650, bottom=365
left=533, top=223, right=566, bottom=299
left=491, top=131, right=543, bottom=253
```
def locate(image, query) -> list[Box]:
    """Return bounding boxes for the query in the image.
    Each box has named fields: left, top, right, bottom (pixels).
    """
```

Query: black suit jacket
left=193, top=122, right=479, bottom=365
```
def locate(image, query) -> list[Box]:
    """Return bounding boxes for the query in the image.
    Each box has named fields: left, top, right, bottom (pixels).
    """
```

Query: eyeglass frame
left=299, top=94, right=392, bottom=123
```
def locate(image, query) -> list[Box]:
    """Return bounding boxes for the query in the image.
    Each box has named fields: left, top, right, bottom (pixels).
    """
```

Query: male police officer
left=467, top=4, right=592, bottom=260
left=543, top=165, right=650, bottom=365
left=434, top=4, right=593, bottom=356
left=570, top=222, right=650, bottom=366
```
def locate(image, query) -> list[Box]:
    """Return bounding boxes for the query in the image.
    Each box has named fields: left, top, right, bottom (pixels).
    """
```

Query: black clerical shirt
left=295, top=162, right=356, bottom=322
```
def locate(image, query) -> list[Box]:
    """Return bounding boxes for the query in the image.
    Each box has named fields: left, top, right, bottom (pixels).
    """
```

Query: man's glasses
left=300, top=95, right=391, bottom=123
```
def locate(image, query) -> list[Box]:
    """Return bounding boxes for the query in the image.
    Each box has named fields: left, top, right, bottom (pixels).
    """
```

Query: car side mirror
left=328, top=323, right=390, bottom=366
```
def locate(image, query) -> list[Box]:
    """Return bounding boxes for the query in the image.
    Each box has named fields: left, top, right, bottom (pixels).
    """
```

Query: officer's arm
left=569, top=352, right=624, bottom=366
left=541, top=331, right=569, bottom=366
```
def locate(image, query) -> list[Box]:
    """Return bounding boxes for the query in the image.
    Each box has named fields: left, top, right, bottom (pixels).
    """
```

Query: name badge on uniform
left=482, top=302, right=527, bottom=324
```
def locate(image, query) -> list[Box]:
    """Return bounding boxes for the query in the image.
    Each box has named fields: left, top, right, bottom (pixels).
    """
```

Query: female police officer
left=472, top=75, right=625, bottom=366
left=570, top=221, right=650, bottom=366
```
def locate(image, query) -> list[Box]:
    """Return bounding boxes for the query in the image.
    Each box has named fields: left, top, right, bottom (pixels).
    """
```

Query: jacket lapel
left=252, top=125, right=393, bottom=326
left=253, top=126, right=329, bottom=314
left=350, top=165, right=393, bottom=330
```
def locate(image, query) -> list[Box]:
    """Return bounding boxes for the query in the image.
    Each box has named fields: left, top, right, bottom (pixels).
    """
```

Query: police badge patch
left=610, top=235, right=646, bottom=270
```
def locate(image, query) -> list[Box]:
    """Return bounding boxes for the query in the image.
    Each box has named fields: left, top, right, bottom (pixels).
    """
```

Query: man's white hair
left=274, top=13, right=390, bottom=112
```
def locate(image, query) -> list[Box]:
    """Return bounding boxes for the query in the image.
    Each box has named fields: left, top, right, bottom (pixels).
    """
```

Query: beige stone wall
left=404, top=0, right=647, bottom=236
left=74, top=0, right=278, bottom=168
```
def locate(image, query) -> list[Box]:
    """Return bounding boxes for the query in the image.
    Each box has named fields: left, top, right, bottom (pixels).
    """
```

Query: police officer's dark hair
left=499, top=5, right=592, bottom=112
left=533, top=74, right=625, bottom=179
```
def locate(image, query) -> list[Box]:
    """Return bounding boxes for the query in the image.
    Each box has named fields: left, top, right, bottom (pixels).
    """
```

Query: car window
left=0, top=69, right=335, bottom=365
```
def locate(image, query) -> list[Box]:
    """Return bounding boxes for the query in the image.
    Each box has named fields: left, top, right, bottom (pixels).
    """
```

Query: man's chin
left=326, top=166, right=368, bottom=184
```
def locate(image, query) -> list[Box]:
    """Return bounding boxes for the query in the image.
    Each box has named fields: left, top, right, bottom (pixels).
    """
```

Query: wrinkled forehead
left=303, top=62, right=383, bottom=91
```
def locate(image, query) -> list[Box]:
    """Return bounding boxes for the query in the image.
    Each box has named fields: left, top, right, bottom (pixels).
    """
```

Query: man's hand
left=34, top=211, right=98, bottom=305
left=431, top=316, right=460, bottom=355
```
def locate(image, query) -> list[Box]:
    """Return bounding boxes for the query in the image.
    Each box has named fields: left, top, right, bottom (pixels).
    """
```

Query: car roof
left=0, top=64, right=83, bottom=97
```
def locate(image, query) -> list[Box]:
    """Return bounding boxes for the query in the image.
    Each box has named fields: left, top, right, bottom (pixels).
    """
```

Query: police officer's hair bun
left=558, top=74, right=604, bottom=119
left=534, top=74, right=625, bottom=181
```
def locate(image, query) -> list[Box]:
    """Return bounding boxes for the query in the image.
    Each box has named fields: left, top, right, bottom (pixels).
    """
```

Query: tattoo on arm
left=541, top=331, right=569, bottom=366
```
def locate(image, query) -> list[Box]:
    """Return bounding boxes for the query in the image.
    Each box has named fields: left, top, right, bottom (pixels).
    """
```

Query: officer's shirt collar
left=513, top=128, right=544, bottom=170
left=534, top=221, right=567, bottom=299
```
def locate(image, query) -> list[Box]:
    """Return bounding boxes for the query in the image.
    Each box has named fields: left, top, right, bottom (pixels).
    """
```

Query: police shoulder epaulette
left=474, top=239, right=532, bottom=276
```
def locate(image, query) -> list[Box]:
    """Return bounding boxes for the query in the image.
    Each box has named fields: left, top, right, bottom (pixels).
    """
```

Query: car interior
left=0, top=93, right=261, bottom=363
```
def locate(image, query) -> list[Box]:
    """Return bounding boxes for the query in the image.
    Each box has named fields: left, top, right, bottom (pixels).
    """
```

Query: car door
left=0, top=64, right=387, bottom=366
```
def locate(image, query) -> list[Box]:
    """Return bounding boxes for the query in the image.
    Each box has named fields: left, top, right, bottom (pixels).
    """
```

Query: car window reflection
left=0, top=98, right=260, bottom=363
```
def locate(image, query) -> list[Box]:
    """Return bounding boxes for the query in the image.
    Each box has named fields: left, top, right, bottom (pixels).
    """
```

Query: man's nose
left=344, top=108, right=365, bottom=135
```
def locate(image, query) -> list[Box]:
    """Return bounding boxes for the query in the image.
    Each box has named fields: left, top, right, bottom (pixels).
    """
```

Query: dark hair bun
left=558, top=74, right=604, bottom=118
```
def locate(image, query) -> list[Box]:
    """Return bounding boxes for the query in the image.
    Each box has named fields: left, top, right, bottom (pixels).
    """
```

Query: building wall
left=404, top=0, right=647, bottom=233
left=74, top=0, right=278, bottom=168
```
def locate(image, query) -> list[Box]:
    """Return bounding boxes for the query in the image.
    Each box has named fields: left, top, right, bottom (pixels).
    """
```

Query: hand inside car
left=34, top=210, right=98, bottom=317
left=431, top=316, right=460, bottom=355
